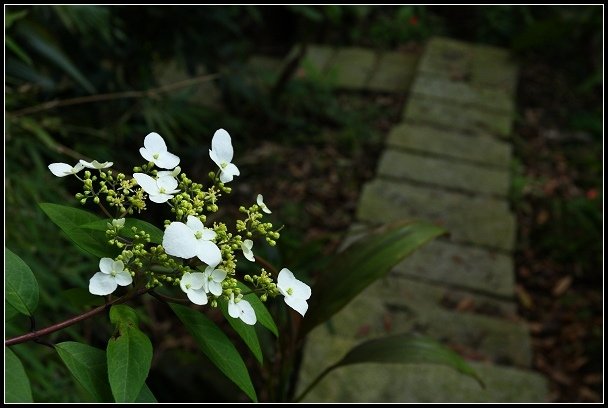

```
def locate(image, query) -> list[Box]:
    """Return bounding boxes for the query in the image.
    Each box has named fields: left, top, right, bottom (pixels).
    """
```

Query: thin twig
left=9, top=73, right=221, bottom=118
left=149, top=290, right=189, bottom=305
left=5, top=287, right=149, bottom=347
left=254, top=255, right=279, bottom=276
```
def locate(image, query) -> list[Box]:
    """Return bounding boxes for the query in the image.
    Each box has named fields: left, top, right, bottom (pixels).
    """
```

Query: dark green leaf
left=39, top=202, right=114, bottom=258
left=6, top=36, right=33, bottom=66
left=55, top=342, right=113, bottom=402
left=295, top=334, right=483, bottom=402
left=5, top=302, right=19, bottom=320
left=5, top=248, right=39, bottom=316
left=237, top=281, right=278, bottom=337
left=218, top=299, right=263, bottom=364
left=5, top=347, right=33, bottom=402
left=107, top=305, right=153, bottom=403
left=135, top=383, right=157, bottom=403
left=170, top=303, right=257, bottom=402
left=107, top=327, right=153, bottom=403
left=81, top=218, right=164, bottom=244
left=301, top=221, right=446, bottom=336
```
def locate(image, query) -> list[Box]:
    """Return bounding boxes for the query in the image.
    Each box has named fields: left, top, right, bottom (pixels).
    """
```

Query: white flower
left=277, top=268, right=311, bottom=317
left=209, top=128, right=240, bottom=183
left=89, top=258, right=133, bottom=296
left=162, top=215, right=222, bottom=267
left=202, top=266, right=227, bottom=296
left=48, top=162, right=85, bottom=177
left=156, top=166, right=181, bottom=179
left=139, top=132, right=180, bottom=169
left=180, top=272, right=208, bottom=305
left=79, top=159, right=113, bottom=169
left=133, top=172, right=180, bottom=203
left=257, top=194, right=271, bottom=214
left=228, top=293, right=256, bottom=325
left=241, top=239, right=255, bottom=262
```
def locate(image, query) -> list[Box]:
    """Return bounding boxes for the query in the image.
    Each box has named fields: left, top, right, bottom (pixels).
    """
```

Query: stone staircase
left=295, top=38, right=549, bottom=402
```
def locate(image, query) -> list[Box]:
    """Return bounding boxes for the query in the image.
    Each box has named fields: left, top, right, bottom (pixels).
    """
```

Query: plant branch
left=5, top=287, right=149, bottom=347
left=148, top=290, right=189, bottom=304
left=9, top=73, right=220, bottom=118
left=254, top=255, right=279, bottom=276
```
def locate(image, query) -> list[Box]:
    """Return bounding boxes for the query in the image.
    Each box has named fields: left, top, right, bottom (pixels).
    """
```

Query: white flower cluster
left=48, top=129, right=311, bottom=325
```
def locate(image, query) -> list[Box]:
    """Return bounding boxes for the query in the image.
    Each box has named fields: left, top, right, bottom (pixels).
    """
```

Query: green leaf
left=135, top=383, right=157, bottom=403
left=237, top=281, right=278, bottom=337
left=6, top=36, right=33, bottom=66
left=107, top=305, right=153, bottom=403
left=39, top=202, right=114, bottom=258
left=295, top=334, right=483, bottom=402
left=301, top=221, right=446, bottom=336
left=5, top=347, right=33, bottom=402
left=55, top=342, right=113, bottom=402
left=218, top=299, right=263, bottom=364
left=170, top=303, right=257, bottom=402
left=5, top=302, right=19, bottom=320
left=81, top=218, right=164, bottom=244
left=5, top=248, right=39, bottom=316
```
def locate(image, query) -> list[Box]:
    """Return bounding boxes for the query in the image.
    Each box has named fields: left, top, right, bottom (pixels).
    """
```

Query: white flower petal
left=89, top=272, right=118, bottom=296
left=201, top=228, right=216, bottom=241
left=115, top=271, right=133, bottom=286
left=186, top=215, right=205, bottom=233
left=149, top=193, right=174, bottom=203
left=238, top=299, right=257, bottom=325
left=48, top=163, right=74, bottom=177
left=112, top=218, right=125, bottom=228
left=187, top=288, right=208, bottom=305
left=292, top=279, right=312, bottom=300
left=73, top=162, right=86, bottom=172
left=196, top=240, right=222, bottom=267
left=284, top=296, right=308, bottom=317
left=257, top=194, right=272, bottom=214
left=208, top=281, right=223, bottom=296
left=188, top=272, right=206, bottom=289
left=242, top=240, right=255, bottom=262
left=180, top=272, right=193, bottom=292
left=211, top=128, right=234, bottom=163
left=133, top=173, right=159, bottom=195
left=140, top=147, right=156, bottom=163
left=163, top=222, right=199, bottom=259
left=144, top=132, right=168, bottom=153
left=277, top=268, right=295, bottom=288
left=99, top=258, right=114, bottom=274
left=154, top=152, right=180, bottom=170
left=228, top=295, right=240, bottom=319
left=219, top=163, right=240, bottom=184
left=211, top=269, right=227, bottom=282
left=112, top=260, right=124, bottom=272
left=209, top=149, right=221, bottom=169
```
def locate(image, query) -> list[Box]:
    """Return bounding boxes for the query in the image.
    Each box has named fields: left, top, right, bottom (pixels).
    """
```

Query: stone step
left=411, top=72, right=515, bottom=114
left=341, top=224, right=514, bottom=298
left=377, top=149, right=510, bottom=196
left=357, top=178, right=516, bottom=251
left=298, top=331, right=547, bottom=402
left=403, top=94, right=513, bottom=138
left=320, top=279, right=529, bottom=366
left=367, top=51, right=419, bottom=92
left=386, top=122, right=512, bottom=169
left=418, top=37, right=518, bottom=95
left=299, top=44, right=336, bottom=75
left=153, top=60, right=221, bottom=109
left=325, top=47, right=377, bottom=89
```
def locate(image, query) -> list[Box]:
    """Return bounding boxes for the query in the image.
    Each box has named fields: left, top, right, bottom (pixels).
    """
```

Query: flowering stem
left=5, top=287, right=149, bottom=347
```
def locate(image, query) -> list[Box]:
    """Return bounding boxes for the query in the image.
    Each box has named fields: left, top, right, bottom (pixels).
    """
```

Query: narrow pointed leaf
left=237, top=281, right=278, bottom=337
left=218, top=299, right=263, bottom=364
left=5, top=347, right=33, bottom=402
left=55, top=342, right=113, bottom=402
left=301, top=221, right=446, bottom=336
left=107, top=305, right=153, bottom=403
left=81, top=218, right=164, bottom=244
left=5, top=248, right=39, bottom=316
left=39, top=203, right=114, bottom=258
left=295, top=334, right=483, bottom=402
left=170, top=303, right=257, bottom=402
